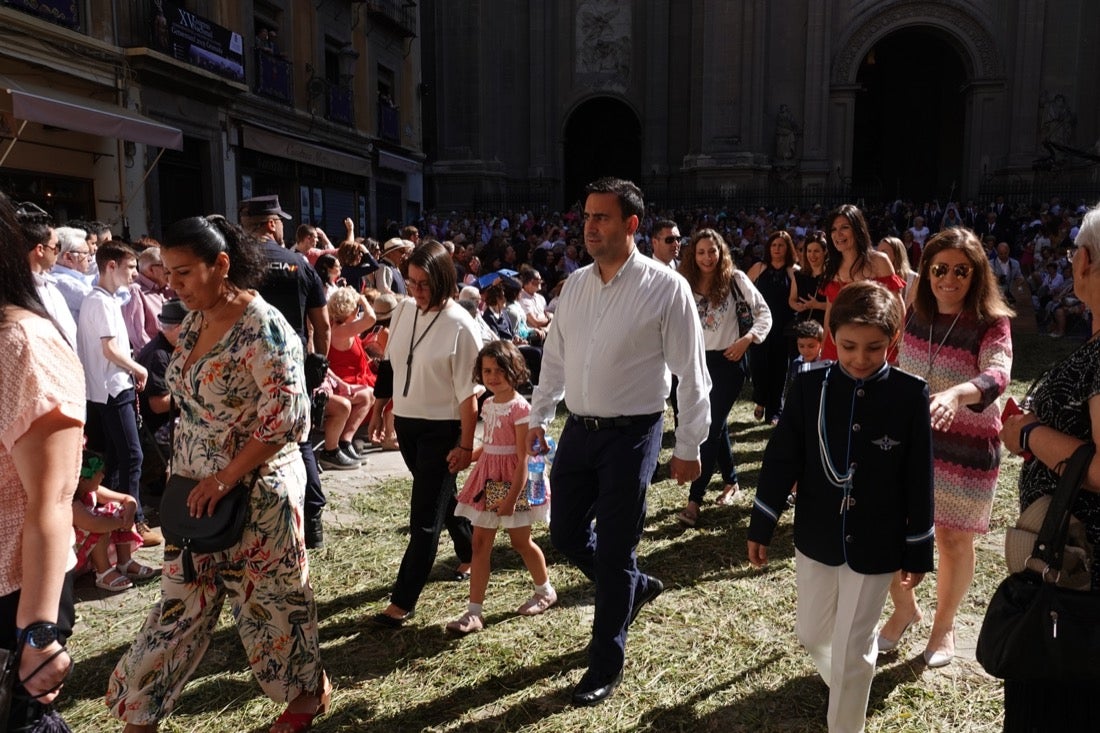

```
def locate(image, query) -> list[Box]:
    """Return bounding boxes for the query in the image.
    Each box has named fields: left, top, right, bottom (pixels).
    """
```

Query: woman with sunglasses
left=878, top=227, right=1013, bottom=668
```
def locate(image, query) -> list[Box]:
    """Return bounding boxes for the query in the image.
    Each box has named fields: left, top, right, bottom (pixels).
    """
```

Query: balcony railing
left=326, top=82, right=354, bottom=126
left=255, top=49, right=293, bottom=105
left=365, top=0, right=416, bottom=37
left=379, top=103, right=400, bottom=143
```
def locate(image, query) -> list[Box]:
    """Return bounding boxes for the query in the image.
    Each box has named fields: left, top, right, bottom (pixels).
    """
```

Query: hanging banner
left=150, top=0, right=244, bottom=83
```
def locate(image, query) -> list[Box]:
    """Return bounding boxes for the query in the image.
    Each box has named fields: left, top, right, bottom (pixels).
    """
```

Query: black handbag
left=976, top=442, right=1100, bottom=680
left=731, top=280, right=755, bottom=335
left=0, top=646, right=14, bottom=725
left=160, top=472, right=258, bottom=583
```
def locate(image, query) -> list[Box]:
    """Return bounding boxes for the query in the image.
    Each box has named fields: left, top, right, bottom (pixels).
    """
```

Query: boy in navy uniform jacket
left=748, top=281, right=934, bottom=733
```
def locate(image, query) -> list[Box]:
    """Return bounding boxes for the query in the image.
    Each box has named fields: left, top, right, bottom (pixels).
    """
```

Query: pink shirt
left=0, top=309, right=85, bottom=595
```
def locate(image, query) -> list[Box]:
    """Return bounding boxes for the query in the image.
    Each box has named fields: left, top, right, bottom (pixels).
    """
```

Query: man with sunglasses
left=650, top=219, right=681, bottom=269
left=16, top=202, right=77, bottom=346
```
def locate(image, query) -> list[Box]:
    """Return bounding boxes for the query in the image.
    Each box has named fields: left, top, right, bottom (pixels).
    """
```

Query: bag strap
left=1029, top=441, right=1096, bottom=581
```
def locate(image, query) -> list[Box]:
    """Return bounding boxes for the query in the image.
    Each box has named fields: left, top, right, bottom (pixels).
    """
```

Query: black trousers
left=549, top=413, right=663, bottom=680
left=390, top=416, right=473, bottom=612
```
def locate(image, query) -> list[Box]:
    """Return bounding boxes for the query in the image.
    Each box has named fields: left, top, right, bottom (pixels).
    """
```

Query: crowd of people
left=1, top=179, right=1099, bottom=732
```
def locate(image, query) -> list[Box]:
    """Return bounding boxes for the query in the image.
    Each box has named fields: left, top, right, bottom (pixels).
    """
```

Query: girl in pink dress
left=448, top=340, right=556, bottom=634
left=72, top=452, right=155, bottom=592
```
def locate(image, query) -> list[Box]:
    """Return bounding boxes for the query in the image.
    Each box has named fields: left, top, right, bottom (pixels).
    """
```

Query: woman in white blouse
left=676, top=229, right=772, bottom=527
left=373, top=241, right=481, bottom=627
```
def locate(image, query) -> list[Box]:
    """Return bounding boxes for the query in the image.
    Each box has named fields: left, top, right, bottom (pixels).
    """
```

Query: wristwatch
left=17, top=622, right=62, bottom=650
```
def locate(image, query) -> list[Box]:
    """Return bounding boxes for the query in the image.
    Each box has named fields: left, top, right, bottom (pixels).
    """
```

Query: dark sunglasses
left=662, top=236, right=681, bottom=244
left=929, top=263, right=973, bottom=279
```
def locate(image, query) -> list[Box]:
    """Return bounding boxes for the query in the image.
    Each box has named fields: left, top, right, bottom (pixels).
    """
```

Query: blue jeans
left=689, top=351, right=747, bottom=505
left=96, top=389, right=145, bottom=522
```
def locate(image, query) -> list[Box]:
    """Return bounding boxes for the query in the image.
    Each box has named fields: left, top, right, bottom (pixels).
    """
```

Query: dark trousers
left=390, top=416, right=473, bottom=612
left=95, top=389, right=145, bottom=522
left=549, top=413, right=663, bottom=680
left=300, top=442, right=324, bottom=517
left=749, top=334, right=789, bottom=422
left=689, top=351, right=746, bottom=504
left=1, top=572, right=75, bottom=729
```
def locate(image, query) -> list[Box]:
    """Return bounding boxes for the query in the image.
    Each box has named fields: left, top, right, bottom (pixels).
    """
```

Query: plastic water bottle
left=526, top=437, right=555, bottom=506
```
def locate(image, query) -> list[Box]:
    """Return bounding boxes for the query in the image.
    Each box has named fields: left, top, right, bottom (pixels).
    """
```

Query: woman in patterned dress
left=879, top=227, right=1013, bottom=668
left=999, top=203, right=1100, bottom=729
left=107, top=216, right=329, bottom=733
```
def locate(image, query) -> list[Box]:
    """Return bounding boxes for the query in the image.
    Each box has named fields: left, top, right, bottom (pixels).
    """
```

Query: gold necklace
left=200, top=289, right=239, bottom=331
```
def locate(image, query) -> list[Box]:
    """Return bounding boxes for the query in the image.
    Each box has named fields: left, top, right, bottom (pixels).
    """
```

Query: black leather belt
left=568, top=413, right=662, bottom=431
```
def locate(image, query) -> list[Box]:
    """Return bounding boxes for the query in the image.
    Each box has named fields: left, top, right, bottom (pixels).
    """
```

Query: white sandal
left=95, top=567, right=133, bottom=591
left=117, top=559, right=158, bottom=580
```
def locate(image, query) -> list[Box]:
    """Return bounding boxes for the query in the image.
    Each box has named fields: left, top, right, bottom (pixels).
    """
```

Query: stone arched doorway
left=831, top=4, right=1004, bottom=200
left=852, top=28, right=966, bottom=201
left=562, top=97, right=641, bottom=210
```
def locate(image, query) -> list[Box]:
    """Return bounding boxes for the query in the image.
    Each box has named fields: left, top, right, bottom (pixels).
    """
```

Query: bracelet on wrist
left=1019, top=422, right=1041, bottom=454
left=212, top=472, right=232, bottom=492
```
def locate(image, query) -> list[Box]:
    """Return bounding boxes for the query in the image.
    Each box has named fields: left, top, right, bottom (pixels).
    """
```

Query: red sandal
left=270, top=673, right=331, bottom=733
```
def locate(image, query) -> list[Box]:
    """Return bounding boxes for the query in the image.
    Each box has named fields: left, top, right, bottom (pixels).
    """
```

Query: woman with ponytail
left=108, top=216, right=330, bottom=733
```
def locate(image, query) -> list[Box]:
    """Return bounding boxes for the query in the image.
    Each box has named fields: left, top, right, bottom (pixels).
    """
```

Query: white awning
left=0, top=75, right=183, bottom=150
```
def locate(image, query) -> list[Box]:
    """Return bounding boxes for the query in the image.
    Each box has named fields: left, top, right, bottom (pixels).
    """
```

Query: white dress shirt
left=530, top=248, right=711, bottom=461
left=33, top=272, right=78, bottom=348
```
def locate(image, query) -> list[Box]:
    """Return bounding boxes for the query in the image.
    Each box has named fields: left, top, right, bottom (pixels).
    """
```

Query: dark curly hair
left=473, top=339, right=529, bottom=388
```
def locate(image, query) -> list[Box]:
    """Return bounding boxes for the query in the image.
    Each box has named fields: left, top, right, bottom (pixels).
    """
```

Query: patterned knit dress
left=898, top=311, right=1013, bottom=532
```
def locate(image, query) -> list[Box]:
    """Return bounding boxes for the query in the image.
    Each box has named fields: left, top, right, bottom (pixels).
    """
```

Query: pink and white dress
left=455, top=394, right=550, bottom=529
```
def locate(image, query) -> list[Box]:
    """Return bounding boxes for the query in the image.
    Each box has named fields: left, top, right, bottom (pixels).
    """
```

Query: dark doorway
left=852, top=28, right=967, bottom=202
left=563, top=97, right=641, bottom=210
left=157, top=137, right=208, bottom=233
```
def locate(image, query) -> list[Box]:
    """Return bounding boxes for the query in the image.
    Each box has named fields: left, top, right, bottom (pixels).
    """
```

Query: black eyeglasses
left=929, top=263, right=973, bottom=279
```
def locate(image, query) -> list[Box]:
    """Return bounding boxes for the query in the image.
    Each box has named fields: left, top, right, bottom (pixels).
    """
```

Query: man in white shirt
left=16, top=202, right=78, bottom=346
left=51, top=226, right=94, bottom=321
left=517, top=269, right=551, bottom=343
left=650, top=219, right=681, bottom=269
left=529, top=178, right=710, bottom=706
left=77, top=242, right=160, bottom=546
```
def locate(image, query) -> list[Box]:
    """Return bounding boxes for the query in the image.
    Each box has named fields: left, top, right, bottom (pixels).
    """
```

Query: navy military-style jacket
left=748, top=362, right=935, bottom=575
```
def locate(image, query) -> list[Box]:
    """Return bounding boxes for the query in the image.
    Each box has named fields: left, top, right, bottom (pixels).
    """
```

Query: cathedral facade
left=421, top=0, right=1100, bottom=211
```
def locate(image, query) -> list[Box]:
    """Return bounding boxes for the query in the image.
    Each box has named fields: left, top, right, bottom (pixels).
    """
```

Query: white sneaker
left=517, top=590, right=558, bottom=616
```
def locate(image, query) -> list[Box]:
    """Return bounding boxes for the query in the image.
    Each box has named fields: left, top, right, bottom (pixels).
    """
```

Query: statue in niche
left=575, top=0, right=631, bottom=84
left=774, top=104, right=801, bottom=163
left=1039, top=92, right=1075, bottom=148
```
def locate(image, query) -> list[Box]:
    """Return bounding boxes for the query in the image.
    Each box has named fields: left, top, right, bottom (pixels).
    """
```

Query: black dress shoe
left=628, top=575, right=664, bottom=626
left=571, top=669, right=623, bottom=706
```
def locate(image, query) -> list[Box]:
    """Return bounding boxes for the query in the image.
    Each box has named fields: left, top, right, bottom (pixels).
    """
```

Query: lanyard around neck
left=403, top=305, right=445, bottom=397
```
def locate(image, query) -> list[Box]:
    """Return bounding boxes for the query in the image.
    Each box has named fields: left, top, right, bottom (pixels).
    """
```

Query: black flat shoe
left=628, top=575, right=664, bottom=626
left=452, top=570, right=471, bottom=581
left=571, top=669, right=623, bottom=706
left=371, top=611, right=412, bottom=628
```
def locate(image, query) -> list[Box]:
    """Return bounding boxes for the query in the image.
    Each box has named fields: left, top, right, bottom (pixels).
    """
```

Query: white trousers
left=795, top=550, right=893, bottom=733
